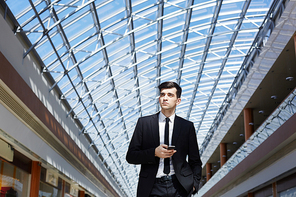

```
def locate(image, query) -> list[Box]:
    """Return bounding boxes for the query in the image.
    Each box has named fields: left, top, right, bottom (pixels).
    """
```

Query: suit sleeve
left=126, top=118, right=158, bottom=165
left=188, top=122, right=202, bottom=193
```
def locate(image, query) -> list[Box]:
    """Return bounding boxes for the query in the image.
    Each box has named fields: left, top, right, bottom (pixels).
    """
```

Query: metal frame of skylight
left=199, top=0, right=285, bottom=156
left=2, top=0, right=280, bottom=196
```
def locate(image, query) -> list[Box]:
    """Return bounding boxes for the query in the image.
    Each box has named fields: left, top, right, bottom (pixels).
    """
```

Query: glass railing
left=197, top=88, right=296, bottom=196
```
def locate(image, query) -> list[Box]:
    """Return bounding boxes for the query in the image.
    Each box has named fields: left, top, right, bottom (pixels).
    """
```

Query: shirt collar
left=159, top=111, right=175, bottom=122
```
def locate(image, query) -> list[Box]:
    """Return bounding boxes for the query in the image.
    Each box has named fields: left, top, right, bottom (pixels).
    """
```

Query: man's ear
left=176, top=98, right=181, bottom=105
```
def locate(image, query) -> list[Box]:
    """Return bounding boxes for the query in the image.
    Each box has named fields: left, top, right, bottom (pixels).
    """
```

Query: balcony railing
left=197, top=88, right=296, bottom=196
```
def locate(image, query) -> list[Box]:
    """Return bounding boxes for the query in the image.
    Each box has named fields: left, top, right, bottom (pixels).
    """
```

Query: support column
left=79, top=190, right=85, bottom=197
left=220, top=143, right=227, bottom=167
left=30, top=161, right=41, bottom=197
left=244, top=108, right=254, bottom=141
left=206, top=163, right=212, bottom=181
left=247, top=192, right=254, bottom=197
left=62, top=180, right=65, bottom=197
left=272, top=182, right=277, bottom=197
left=0, top=160, right=4, bottom=188
left=294, top=35, right=296, bottom=57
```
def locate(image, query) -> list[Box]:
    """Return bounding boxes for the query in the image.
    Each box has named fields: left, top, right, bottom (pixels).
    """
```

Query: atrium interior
left=0, top=0, right=296, bottom=196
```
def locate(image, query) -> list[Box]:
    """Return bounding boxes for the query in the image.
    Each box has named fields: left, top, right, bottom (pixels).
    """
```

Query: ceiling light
left=271, top=95, right=277, bottom=99
left=286, top=77, right=294, bottom=81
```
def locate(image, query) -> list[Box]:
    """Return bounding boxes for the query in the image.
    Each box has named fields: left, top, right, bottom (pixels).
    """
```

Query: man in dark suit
left=126, top=81, right=202, bottom=197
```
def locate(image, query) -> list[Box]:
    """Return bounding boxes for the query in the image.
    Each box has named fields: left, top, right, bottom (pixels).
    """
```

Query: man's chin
left=161, top=106, right=171, bottom=110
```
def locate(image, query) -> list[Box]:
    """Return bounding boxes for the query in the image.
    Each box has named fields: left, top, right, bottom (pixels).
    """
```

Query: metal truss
left=199, top=0, right=285, bottom=156
left=3, top=0, right=278, bottom=196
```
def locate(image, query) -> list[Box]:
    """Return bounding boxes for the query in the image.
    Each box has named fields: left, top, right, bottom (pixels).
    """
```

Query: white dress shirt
left=156, top=112, right=176, bottom=178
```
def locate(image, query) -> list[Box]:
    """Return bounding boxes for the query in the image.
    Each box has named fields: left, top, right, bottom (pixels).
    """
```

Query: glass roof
left=5, top=0, right=274, bottom=196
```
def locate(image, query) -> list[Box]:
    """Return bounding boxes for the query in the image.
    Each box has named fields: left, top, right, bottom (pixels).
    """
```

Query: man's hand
left=155, top=144, right=176, bottom=158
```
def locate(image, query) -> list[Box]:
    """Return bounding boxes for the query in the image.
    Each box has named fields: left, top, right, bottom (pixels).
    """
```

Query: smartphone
left=167, top=145, right=175, bottom=150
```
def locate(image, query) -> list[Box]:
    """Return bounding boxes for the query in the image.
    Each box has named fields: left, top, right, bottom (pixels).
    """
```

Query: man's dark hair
left=158, top=81, right=182, bottom=98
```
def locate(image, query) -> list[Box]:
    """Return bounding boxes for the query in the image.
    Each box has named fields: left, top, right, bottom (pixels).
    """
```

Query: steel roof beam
left=176, top=0, right=194, bottom=86
left=156, top=0, right=164, bottom=112
left=195, top=0, right=251, bottom=131
left=31, top=1, right=128, bottom=195
left=186, top=0, right=222, bottom=121
left=125, top=0, right=142, bottom=118
left=199, top=0, right=284, bottom=155
left=27, top=0, right=112, bottom=174
left=90, top=2, right=131, bottom=195
left=23, top=0, right=95, bottom=57
left=7, top=0, right=282, bottom=195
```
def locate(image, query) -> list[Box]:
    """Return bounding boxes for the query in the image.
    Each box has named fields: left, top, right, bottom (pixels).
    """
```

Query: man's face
left=159, top=88, right=181, bottom=111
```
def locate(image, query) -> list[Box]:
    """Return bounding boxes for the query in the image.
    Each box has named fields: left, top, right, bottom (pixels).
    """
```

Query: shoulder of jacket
left=176, top=115, right=193, bottom=125
left=138, top=113, right=158, bottom=120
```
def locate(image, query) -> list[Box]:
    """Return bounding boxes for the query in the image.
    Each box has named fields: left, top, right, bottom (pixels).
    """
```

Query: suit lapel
left=172, top=115, right=182, bottom=146
left=151, top=112, right=160, bottom=146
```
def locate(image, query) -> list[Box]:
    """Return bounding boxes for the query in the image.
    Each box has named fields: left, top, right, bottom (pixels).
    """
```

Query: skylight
left=5, top=0, right=273, bottom=196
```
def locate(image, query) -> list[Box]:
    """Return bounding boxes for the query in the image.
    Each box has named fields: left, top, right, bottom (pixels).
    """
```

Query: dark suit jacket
left=126, top=112, right=202, bottom=197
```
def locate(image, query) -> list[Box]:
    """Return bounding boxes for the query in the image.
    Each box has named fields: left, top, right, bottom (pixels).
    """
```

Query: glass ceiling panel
left=4, top=0, right=275, bottom=196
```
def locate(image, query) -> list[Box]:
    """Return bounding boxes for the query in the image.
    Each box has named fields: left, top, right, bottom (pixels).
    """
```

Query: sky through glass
left=5, top=0, right=274, bottom=196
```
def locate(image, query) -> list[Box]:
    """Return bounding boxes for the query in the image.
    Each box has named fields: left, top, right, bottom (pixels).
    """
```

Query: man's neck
left=161, top=109, right=175, bottom=118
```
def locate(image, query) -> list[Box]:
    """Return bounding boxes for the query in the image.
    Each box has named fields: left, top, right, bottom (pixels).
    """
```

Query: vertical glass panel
left=0, top=161, right=30, bottom=197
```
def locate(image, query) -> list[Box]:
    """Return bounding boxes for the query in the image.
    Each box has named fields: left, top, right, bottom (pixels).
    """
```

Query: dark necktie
left=164, top=117, right=170, bottom=174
